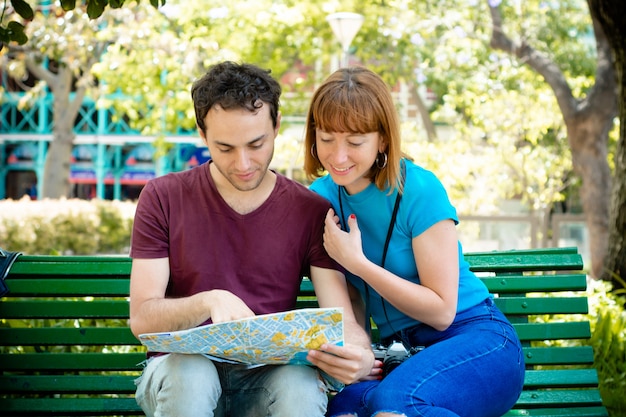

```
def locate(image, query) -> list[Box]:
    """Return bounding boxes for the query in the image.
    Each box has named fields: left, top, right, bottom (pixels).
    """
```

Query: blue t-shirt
left=310, top=159, right=490, bottom=338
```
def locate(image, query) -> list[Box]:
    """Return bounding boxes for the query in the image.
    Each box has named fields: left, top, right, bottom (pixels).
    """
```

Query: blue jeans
left=135, top=353, right=328, bottom=417
left=327, top=298, right=525, bottom=417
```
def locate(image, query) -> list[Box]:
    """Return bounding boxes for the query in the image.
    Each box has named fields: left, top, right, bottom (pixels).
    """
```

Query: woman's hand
left=360, top=359, right=384, bottom=381
left=323, top=209, right=367, bottom=273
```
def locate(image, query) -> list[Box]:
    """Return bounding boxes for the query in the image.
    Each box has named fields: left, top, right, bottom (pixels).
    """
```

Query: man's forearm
left=130, top=292, right=210, bottom=337
left=343, top=318, right=372, bottom=350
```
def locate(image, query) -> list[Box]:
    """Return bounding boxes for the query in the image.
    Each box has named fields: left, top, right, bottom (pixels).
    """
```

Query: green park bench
left=0, top=247, right=608, bottom=416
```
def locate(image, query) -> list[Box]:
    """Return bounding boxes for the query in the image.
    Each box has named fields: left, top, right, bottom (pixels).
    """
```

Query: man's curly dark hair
left=191, top=61, right=282, bottom=132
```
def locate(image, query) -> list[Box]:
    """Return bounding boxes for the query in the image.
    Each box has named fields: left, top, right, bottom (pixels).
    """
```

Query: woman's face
left=315, top=129, right=383, bottom=195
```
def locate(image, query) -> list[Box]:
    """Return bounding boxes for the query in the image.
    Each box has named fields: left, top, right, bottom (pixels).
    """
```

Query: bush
left=0, top=197, right=135, bottom=255
left=532, top=278, right=626, bottom=416
left=587, top=279, right=626, bottom=416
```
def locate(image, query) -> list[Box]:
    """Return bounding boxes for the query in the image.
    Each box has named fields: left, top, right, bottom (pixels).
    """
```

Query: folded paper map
left=139, top=307, right=344, bottom=365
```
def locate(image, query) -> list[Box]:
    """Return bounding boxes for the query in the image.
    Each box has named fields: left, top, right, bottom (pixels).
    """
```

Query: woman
left=303, top=66, right=525, bottom=417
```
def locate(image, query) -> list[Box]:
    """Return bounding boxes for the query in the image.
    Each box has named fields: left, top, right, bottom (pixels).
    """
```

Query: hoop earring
left=310, top=143, right=317, bottom=159
left=376, top=152, right=388, bottom=169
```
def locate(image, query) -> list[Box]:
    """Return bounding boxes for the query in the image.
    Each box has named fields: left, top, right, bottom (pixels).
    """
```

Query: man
left=129, top=61, right=374, bottom=417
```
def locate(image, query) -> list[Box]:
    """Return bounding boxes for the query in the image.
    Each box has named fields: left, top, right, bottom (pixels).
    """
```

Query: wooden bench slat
left=0, top=327, right=139, bottom=345
left=514, top=322, right=591, bottom=341
left=481, top=274, right=587, bottom=293
left=522, top=346, right=595, bottom=366
left=494, top=297, right=588, bottom=315
left=0, top=397, right=143, bottom=415
left=3, top=279, right=130, bottom=296
left=0, top=375, right=137, bottom=393
left=514, top=389, right=605, bottom=407
left=466, top=247, right=580, bottom=256
left=1, top=370, right=598, bottom=393
left=10, top=255, right=132, bottom=276
left=523, top=369, right=599, bottom=388
left=0, top=300, right=130, bottom=319
left=299, top=278, right=315, bottom=295
left=0, top=352, right=146, bottom=372
left=503, top=406, right=609, bottom=416
left=2, top=323, right=590, bottom=347
left=465, top=253, right=583, bottom=273
left=295, top=300, right=320, bottom=309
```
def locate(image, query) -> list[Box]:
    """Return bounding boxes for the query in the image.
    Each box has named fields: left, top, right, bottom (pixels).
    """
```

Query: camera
left=372, top=341, right=423, bottom=377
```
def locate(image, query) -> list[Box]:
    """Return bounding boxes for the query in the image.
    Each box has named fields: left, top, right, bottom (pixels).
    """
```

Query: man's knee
left=271, top=365, right=326, bottom=394
left=164, top=354, right=219, bottom=384
left=136, top=354, right=221, bottom=417
left=267, top=365, right=327, bottom=416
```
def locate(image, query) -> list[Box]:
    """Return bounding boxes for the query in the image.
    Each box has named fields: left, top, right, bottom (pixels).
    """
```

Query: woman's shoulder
left=403, top=160, right=444, bottom=191
left=309, top=175, right=337, bottom=195
left=276, top=174, right=333, bottom=206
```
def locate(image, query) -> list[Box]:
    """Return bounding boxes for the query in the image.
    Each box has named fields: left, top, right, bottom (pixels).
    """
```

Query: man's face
left=200, top=103, right=280, bottom=192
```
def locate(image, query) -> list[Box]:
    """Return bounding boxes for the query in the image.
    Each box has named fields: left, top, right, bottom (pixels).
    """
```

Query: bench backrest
left=0, top=247, right=608, bottom=416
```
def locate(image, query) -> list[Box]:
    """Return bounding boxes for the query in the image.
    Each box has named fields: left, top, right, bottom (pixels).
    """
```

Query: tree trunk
left=487, top=2, right=617, bottom=278
left=587, top=0, right=626, bottom=288
left=566, top=118, right=612, bottom=278
left=41, top=66, right=82, bottom=199
left=411, top=79, right=438, bottom=142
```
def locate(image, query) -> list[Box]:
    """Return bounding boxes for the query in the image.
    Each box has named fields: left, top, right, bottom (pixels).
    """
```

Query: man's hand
left=206, top=290, right=255, bottom=324
left=306, top=343, right=377, bottom=385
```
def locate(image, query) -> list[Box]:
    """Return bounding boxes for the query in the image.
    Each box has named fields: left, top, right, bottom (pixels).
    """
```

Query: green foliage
left=0, top=0, right=31, bottom=46
left=0, top=198, right=135, bottom=255
left=3, top=0, right=600, bottom=219
left=0, top=20, right=26, bottom=45
left=1, top=0, right=607, bottom=239
left=60, top=0, right=77, bottom=11
left=0, top=0, right=163, bottom=50
left=587, top=280, right=626, bottom=415
left=532, top=279, right=626, bottom=415
left=9, top=0, right=33, bottom=20
left=95, top=201, right=134, bottom=253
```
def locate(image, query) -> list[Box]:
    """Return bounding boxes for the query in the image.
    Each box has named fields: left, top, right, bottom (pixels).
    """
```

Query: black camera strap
left=337, top=160, right=405, bottom=338
left=337, top=187, right=401, bottom=264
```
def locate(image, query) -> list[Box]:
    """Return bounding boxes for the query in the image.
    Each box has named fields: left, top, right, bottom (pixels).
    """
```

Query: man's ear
left=274, top=112, right=282, bottom=134
left=197, top=126, right=208, bottom=144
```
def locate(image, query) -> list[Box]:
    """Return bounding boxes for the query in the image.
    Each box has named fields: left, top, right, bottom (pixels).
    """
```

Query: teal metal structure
left=0, top=91, right=204, bottom=200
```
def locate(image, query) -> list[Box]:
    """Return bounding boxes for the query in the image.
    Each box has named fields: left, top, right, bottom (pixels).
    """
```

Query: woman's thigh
left=369, top=320, right=524, bottom=417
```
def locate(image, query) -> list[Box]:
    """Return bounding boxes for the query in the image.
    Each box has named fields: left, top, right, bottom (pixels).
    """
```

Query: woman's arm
left=323, top=211, right=459, bottom=331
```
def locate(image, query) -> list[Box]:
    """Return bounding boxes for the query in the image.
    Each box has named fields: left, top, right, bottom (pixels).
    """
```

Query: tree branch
left=583, top=16, right=617, bottom=120
left=68, top=42, right=107, bottom=122
left=21, top=49, right=56, bottom=87
left=487, top=2, right=578, bottom=121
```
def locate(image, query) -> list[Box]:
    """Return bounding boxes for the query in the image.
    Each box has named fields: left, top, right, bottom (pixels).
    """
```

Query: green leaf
left=0, top=27, right=9, bottom=43
left=7, top=21, right=28, bottom=45
left=60, top=0, right=77, bottom=11
left=11, top=0, right=34, bottom=20
left=150, top=0, right=165, bottom=9
left=109, top=0, right=124, bottom=8
left=86, top=0, right=108, bottom=19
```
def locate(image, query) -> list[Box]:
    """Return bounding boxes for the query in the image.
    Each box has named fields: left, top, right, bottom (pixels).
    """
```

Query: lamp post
left=326, top=12, right=364, bottom=69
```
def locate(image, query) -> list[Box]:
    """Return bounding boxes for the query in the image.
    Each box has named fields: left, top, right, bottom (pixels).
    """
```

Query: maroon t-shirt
left=130, top=162, right=338, bottom=319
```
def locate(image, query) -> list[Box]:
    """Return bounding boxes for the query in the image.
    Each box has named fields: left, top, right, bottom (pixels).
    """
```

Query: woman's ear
left=379, top=136, right=388, bottom=154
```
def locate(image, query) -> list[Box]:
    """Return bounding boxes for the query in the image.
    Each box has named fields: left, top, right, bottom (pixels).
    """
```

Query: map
left=138, top=308, right=344, bottom=365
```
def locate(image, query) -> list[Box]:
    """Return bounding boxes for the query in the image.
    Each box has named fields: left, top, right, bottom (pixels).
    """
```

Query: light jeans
left=327, top=298, right=525, bottom=417
left=135, top=353, right=328, bottom=417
